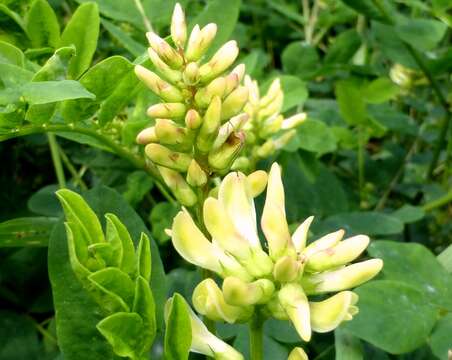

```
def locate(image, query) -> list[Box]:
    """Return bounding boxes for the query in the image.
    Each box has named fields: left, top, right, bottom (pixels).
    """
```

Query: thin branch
left=47, top=134, right=66, bottom=189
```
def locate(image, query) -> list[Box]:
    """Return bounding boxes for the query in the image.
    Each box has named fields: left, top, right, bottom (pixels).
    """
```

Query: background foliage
left=0, top=0, right=451, bottom=359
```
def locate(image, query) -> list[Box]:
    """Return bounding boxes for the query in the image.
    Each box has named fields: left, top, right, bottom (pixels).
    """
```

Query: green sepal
left=133, top=276, right=156, bottom=354
left=64, top=222, right=91, bottom=279
left=96, top=312, right=144, bottom=360
left=137, top=233, right=151, bottom=282
left=164, top=293, right=192, bottom=360
left=88, top=243, right=115, bottom=267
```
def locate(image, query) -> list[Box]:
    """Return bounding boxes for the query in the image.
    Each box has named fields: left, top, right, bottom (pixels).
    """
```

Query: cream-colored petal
left=302, top=229, right=344, bottom=259
left=291, top=216, right=314, bottom=253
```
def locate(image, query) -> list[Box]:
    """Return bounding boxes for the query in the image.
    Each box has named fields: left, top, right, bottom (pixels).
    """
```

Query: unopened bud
left=223, top=277, right=274, bottom=306
left=221, top=86, right=248, bottom=121
left=135, top=65, right=184, bottom=102
left=159, top=167, right=197, bottom=207
left=288, top=348, right=308, bottom=360
left=186, top=24, right=217, bottom=62
left=259, top=114, right=283, bottom=137
left=224, top=73, right=239, bottom=96
left=171, top=3, right=187, bottom=48
left=185, top=109, right=202, bottom=129
left=279, top=283, right=311, bottom=342
left=282, top=113, right=307, bottom=130
left=195, top=77, right=226, bottom=108
left=208, top=132, right=244, bottom=171
left=147, top=47, right=182, bottom=84
left=245, top=75, right=260, bottom=106
left=291, top=216, right=314, bottom=252
left=145, top=143, right=191, bottom=171
left=154, top=119, right=186, bottom=145
left=259, top=92, right=283, bottom=118
left=302, top=229, right=344, bottom=259
left=247, top=170, right=268, bottom=197
left=196, top=96, right=221, bottom=153
left=136, top=126, right=157, bottom=144
left=183, top=62, right=200, bottom=85
left=146, top=32, right=183, bottom=69
left=231, top=64, right=246, bottom=83
left=187, top=160, right=208, bottom=187
left=260, top=78, right=281, bottom=109
left=273, top=255, right=300, bottom=283
left=302, top=259, right=383, bottom=294
left=255, top=139, right=275, bottom=158
left=199, top=40, right=239, bottom=83
left=193, top=278, right=253, bottom=323
left=274, top=129, right=296, bottom=150
left=231, top=157, right=250, bottom=172
left=147, top=102, right=186, bottom=119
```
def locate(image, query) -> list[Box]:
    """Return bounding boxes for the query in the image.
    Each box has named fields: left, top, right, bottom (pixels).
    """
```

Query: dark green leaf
left=335, top=328, right=363, bottom=360
left=339, top=0, right=389, bottom=22
left=26, top=0, right=60, bottom=48
left=164, top=293, right=191, bottom=360
left=75, top=0, right=141, bottom=27
left=429, top=313, right=452, bottom=360
left=282, top=42, right=319, bottom=79
left=335, top=79, right=367, bottom=125
left=149, top=202, right=179, bottom=245
left=101, top=19, right=145, bottom=57
left=325, top=29, right=361, bottom=64
left=295, top=119, right=337, bottom=156
left=0, top=217, right=57, bottom=247
left=280, top=75, right=308, bottom=112
left=391, top=204, right=425, bottom=224
left=395, top=18, right=447, bottom=51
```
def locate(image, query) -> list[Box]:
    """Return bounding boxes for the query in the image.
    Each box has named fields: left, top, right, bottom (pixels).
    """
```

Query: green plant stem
left=47, top=133, right=66, bottom=189
left=371, top=0, right=451, bottom=180
left=249, top=314, right=264, bottom=360
left=58, top=144, right=88, bottom=190
left=357, top=126, right=365, bottom=205
left=134, top=0, right=152, bottom=32
left=422, top=189, right=452, bottom=212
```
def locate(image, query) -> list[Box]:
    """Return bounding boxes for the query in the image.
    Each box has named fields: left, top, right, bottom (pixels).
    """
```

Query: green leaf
left=49, top=186, right=166, bottom=360
left=28, top=184, right=63, bottom=217
left=363, top=78, right=400, bottom=104
left=75, top=0, right=141, bottom=27
left=395, top=18, right=447, bottom=51
left=391, top=204, right=425, bottom=224
left=339, top=0, right=389, bottom=23
left=317, top=212, right=403, bottom=236
left=429, top=313, right=452, bottom=360
left=335, top=79, right=367, bottom=125
left=282, top=42, right=319, bottom=79
left=101, top=18, right=145, bottom=57
left=21, top=80, right=95, bottom=105
left=295, top=119, right=337, bottom=156
left=149, top=202, right=179, bottom=245
left=0, top=40, right=24, bottom=66
left=335, top=328, right=363, bottom=360
left=32, top=46, right=76, bottom=82
left=343, top=280, right=438, bottom=354
left=280, top=75, right=308, bottom=112
left=123, top=170, right=154, bottom=207
left=59, top=2, right=100, bottom=79
left=368, top=241, right=452, bottom=310
left=0, top=5, right=27, bottom=34
left=137, top=233, right=151, bottom=282
left=438, top=244, right=452, bottom=273
left=190, top=0, right=241, bottom=57
left=0, top=217, right=57, bottom=247
left=96, top=312, right=144, bottom=359
left=0, top=63, right=34, bottom=86
left=26, top=0, right=60, bottom=48
left=325, top=29, right=361, bottom=64
left=164, top=293, right=192, bottom=360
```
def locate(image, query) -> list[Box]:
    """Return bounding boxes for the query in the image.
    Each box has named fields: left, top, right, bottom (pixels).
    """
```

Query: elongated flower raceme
left=233, top=76, right=307, bottom=172
left=170, top=163, right=383, bottom=354
left=135, top=3, right=249, bottom=206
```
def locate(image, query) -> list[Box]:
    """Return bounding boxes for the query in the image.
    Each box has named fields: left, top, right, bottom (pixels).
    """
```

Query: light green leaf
left=96, top=312, right=144, bottom=359
left=190, top=0, right=241, bottom=57
left=32, top=46, right=75, bottom=82
left=26, top=0, right=60, bottom=48
left=429, top=313, right=452, bottom=360
left=21, top=80, right=95, bottom=105
left=0, top=63, right=34, bottom=86
left=164, top=293, right=191, bottom=360
left=335, top=328, right=363, bottom=360
left=0, top=217, right=57, bottom=247
left=295, top=119, right=337, bottom=156
left=280, top=75, right=308, bottom=112
left=368, top=241, right=452, bottom=310
left=0, top=40, right=24, bottom=66
left=101, top=18, right=145, bottom=57
left=59, top=2, right=100, bottom=79
left=75, top=0, right=141, bottom=27
left=395, top=17, right=447, bottom=51
left=335, top=79, right=367, bottom=125
left=137, top=233, right=151, bottom=282
left=343, top=280, right=438, bottom=354
left=438, top=244, right=452, bottom=273
left=282, top=42, right=319, bottom=79
left=363, top=78, right=400, bottom=104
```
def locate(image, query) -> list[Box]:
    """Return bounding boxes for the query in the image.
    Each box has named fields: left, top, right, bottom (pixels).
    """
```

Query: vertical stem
left=134, top=0, right=153, bottom=32
left=47, top=133, right=66, bottom=189
left=357, top=126, right=365, bottom=205
left=249, top=314, right=264, bottom=360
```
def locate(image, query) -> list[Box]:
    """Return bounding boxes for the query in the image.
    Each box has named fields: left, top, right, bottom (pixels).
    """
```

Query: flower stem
left=249, top=314, right=264, bottom=360
left=47, top=133, right=66, bottom=189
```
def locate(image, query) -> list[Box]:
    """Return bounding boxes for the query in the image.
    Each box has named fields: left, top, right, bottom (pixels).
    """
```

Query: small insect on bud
left=136, top=126, right=157, bottom=145
left=170, top=3, right=187, bottom=49
left=199, top=40, right=239, bottom=83
left=146, top=32, right=184, bottom=69
left=185, top=23, right=217, bottom=62
left=145, top=143, right=192, bottom=172
left=147, top=103, right=187, bottom=119
left=135, top=65, right=184, bottom=102
left=183, top=62, right=200, bottom=85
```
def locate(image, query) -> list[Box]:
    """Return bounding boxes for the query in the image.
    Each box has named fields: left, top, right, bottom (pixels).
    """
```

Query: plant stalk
left=47, top=133, right=66, bottom=189
left=249, top=314, right=264, bottom=360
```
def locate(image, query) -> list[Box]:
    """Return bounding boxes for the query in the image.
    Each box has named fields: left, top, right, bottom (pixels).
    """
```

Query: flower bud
left=282, top=113, right=307, bottom=130
left=302, top=229, right=344, bottom=259
left=183, top=62, right=200, bottom=85
left=221, top=86, right=249, bottom=121
left=231, top=63, right=246, bottom=83
left=187, top=160, right=208, bottom=187
left=147, top=102, right=187, bottom=119
left=259, top=114, right=283, bottom=137
left=274, top=129, right=296, bottom=149
left=245, top=75, right=260, bottom=107
left=195, top=77, right=226, bottom=108
left=231, top=156, right=250, bottom=172
left=279, top=283, right=311, bottom=342
left=193, top=279, right=253, bottom=323
left=261, top=163, right=293, bottom=260
left=306, top=235, right=370, bottom=272
left=291, top=216, right=314, bottom=253
left=145, top=143, right=191, bottom=171
left=273, top=255, right=300, bottom=283
left=247, top=170, right=268, bottom=197
left=147, top=47, right=182, bottom=84
left=136, top=126, right=157, bottom=145
left=208, top=131, right=244, bottom=171
left=134, top=65, right=184, bottom=102
left=170, top=3, right=187, bottom=48
left=255, top=139, right=275, bottom=158
left=222, top=277, right=274, bottom=306
left=309, top=291, right=358, bottom=333
left=185, top=109, right=202, bottom=129
left=259, top=92, right=283, bottom=118
left=288, top=348, right=308, bottom=360
left=185, top=23, right=217, bottom=62
left=260, top=78, right=281, bottom=109
left=213, top=113, right=249, bottom=149
left=224, top=73, right=239, bottom=97
left=199, top=40, right=239, bottom=83
left=158, top=167, right=197, bottom=207
left=196, top=96, right=221, bottom=153
left=155, top=119, right=186, bottom=145
left=302, top=259, right=383, bottom=294
left=146, top=32, right=183, bottom=69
